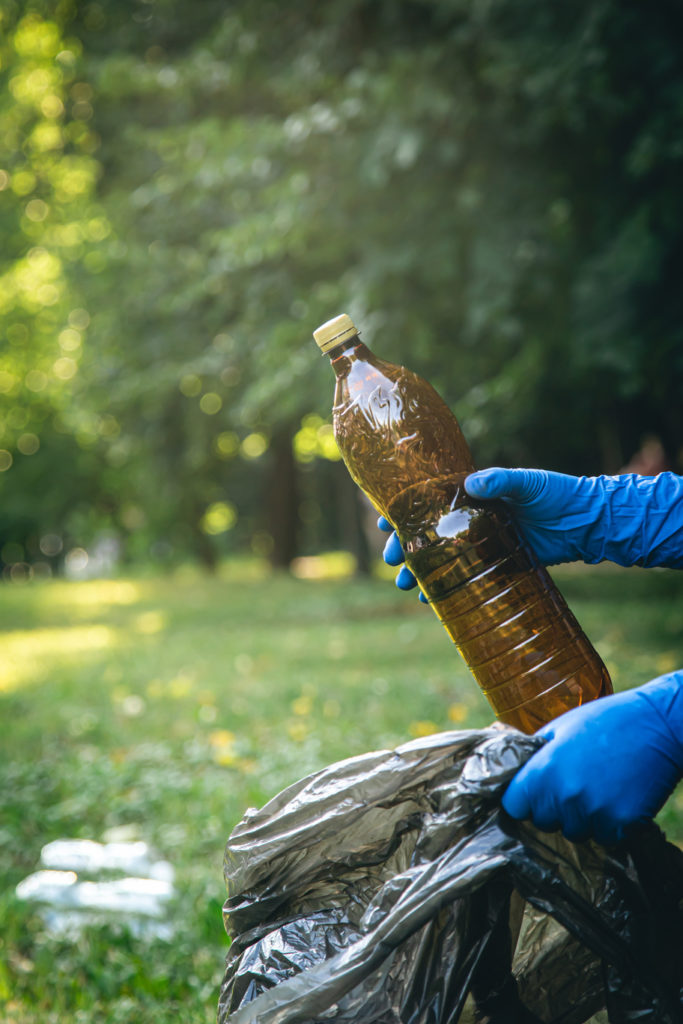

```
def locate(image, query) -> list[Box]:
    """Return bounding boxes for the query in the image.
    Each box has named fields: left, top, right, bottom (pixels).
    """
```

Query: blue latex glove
left=464, top=468, right=683, bottom=568
left=503, top=672, right=683, bottom=845
left=377, top=516, right=428, bottom=602
left=379, top=470, right=683, bottom=590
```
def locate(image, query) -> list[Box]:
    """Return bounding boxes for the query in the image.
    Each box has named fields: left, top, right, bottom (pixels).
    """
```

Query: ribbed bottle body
left=332, top=341, right=611, bottom=733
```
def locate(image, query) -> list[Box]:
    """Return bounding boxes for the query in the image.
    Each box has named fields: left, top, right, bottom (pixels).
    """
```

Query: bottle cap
left=312, top=313, right=359, bottom=354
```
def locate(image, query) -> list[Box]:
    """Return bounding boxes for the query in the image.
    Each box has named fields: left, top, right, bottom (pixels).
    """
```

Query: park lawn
left=1, top=559, right=683, bottom=1023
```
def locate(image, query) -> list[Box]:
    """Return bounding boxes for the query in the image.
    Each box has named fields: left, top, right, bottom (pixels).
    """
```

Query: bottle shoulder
left=334, top=354, right=454, bottom=430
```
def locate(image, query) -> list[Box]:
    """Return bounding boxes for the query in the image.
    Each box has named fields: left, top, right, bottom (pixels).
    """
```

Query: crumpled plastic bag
left=218, top=726, right=683, bottom=1023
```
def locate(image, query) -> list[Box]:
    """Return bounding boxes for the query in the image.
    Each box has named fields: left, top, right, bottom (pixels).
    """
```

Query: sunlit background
left=2, top=2, right=683, bottom=1022
left=3, top=1, right=683, bottom=578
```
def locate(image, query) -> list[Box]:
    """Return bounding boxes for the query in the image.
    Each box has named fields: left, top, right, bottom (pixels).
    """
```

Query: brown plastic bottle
left=313, top=314, right=612, bottom=734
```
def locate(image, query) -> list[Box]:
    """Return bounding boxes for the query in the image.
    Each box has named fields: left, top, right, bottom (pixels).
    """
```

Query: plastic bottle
left=313, top=314, right=612, bottom=734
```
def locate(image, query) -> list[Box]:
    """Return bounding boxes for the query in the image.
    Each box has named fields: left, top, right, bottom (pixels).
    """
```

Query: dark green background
left=2, top=0, right=683, bottom=571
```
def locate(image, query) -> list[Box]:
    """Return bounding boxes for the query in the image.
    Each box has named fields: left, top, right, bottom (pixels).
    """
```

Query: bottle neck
left=327, top=336, right=369, bottom=377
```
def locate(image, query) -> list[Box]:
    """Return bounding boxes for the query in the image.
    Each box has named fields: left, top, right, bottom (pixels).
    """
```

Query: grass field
left=2, top=558, right=683, bottom=1022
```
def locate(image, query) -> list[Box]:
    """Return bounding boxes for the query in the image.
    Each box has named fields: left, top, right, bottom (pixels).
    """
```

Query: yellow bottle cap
left=312, top=313, right=359, bottom=354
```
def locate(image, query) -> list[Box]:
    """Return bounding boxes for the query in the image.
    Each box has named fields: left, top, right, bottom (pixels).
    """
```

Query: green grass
left=1, top=559, right=683, bottom=1022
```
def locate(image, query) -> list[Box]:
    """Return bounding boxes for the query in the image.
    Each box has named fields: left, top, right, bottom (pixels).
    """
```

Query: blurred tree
left=0, top=2, right=111, bottom=575
left=3, top=0, right=683, bottom=572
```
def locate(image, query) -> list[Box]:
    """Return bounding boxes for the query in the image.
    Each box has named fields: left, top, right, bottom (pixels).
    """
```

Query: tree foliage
left=0, top=1, right=110, bottom=572
left=2, top=0, right=683, bottom=572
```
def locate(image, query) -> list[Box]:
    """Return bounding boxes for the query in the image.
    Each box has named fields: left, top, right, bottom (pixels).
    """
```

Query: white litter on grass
left=15, top=838, right=176, bottom=940
left=40, top=838, right=174, bottom=882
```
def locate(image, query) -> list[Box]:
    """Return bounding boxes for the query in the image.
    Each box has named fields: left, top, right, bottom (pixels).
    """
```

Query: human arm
left=379, top=470, right=683, bottom=590
left=502, top=672, right=683, bottom=845
left=464, top=468, right=683, bottom=568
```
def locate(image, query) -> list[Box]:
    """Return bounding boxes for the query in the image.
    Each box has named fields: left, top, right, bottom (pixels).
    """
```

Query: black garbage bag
left=218, top=726, right=683, bottom=1024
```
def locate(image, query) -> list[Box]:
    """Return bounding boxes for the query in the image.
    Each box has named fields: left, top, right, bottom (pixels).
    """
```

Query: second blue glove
left=503, top=672, right=683, bottom=845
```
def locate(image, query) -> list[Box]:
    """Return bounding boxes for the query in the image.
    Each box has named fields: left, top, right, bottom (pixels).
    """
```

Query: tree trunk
left=267, top=425, right=299, bottom=570
left=191, top=502, right=219, bottom=572
left=337, top=467, right=373, bottom=576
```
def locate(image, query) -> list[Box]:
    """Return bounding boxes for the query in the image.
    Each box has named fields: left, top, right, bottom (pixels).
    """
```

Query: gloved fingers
left=531, top=811, right=562, bottom=834
left=382, top=531, right=405, bottom=567
left=502, top=737, right=555, bottom=824
left=396, top=565, right=418, bottom=590
left=377, top=517, right=424, bottom=598
left=561, top=822, right=592, bottom=844
left=501, top=772, right=533, bottom=821
left=464, top=467, right=548, bottom=505
left=505, top=789, right=560, bottom=833
left=505, top=767, right=590, bottom=839
left=591, top=816, right=624, bottom=848
left=556, top=793, right=593, bottom=844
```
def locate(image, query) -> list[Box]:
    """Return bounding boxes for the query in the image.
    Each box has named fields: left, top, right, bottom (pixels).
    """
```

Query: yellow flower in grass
left=287, top=720, right=309, bottom=743
left=409, top=720, right=439, bottom=738
left=214, top=749, right=237, bottom=766
left=447, top=703, right=469, bottom=725
left=209, top=729, right=236, bottom=748
left=209, top=729, right=236, bottom=765
left=291, top=694, right=313, bottom=716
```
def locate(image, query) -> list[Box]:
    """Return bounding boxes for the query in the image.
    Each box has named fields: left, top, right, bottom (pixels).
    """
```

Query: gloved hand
left=379, top=470, right=683, bottom=587
left=503, top=672, right=683, bottom=845
left=377, top=516, right=428, bottom=602
left=465, top=468, right=683, bottom=568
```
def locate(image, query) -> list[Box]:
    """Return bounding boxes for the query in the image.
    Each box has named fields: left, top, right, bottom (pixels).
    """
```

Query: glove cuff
left=587, top=473, right=683, bottom=569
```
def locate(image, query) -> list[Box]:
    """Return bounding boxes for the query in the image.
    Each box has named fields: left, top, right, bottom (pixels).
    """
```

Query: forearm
left=465, top=469, right=683, bottom=569
left=573, top=473, right=683, bottom=569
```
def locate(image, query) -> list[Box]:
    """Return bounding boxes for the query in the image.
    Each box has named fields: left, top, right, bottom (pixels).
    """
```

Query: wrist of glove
left=502, top=672, right=683, bottom=845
